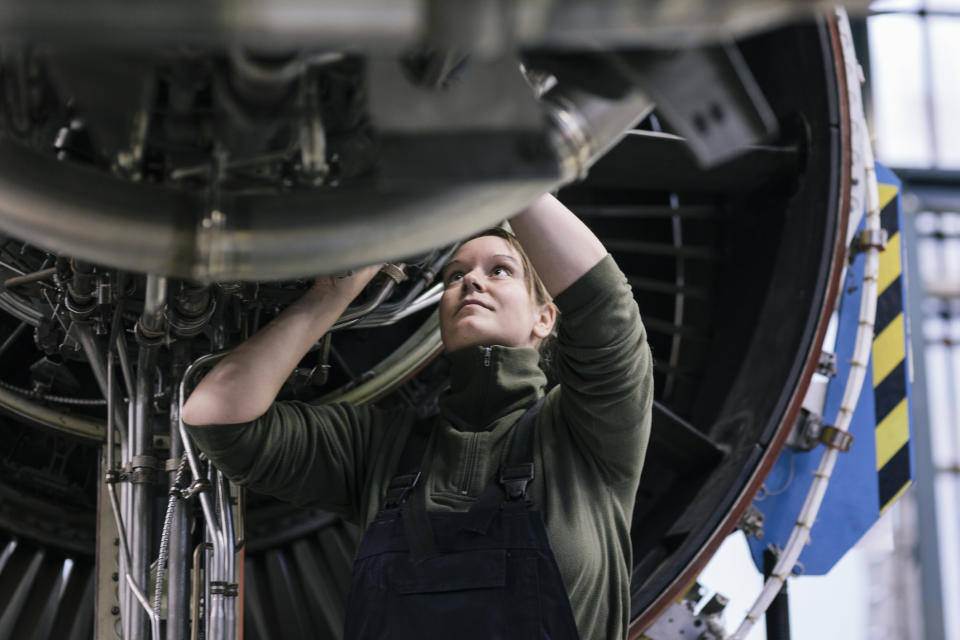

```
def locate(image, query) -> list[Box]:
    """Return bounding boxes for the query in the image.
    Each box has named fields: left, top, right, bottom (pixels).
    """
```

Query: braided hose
left=0, top=378, right=108, bottom=405
left=155, top=454, right=190, bottom=615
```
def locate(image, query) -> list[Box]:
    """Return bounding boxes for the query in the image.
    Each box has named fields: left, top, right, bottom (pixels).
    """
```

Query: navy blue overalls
left=343, top=400, right=581, bottom=639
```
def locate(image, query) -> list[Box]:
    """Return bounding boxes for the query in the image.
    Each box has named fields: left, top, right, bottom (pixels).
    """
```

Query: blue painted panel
left=746, top=165, right=912, bottom=575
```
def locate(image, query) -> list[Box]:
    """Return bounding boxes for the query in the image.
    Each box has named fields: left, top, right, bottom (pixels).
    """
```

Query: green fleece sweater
left=187, top=255, right=653, bottom=640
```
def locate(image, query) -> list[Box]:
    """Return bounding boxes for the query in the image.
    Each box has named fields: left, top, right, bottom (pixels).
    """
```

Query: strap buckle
left=384, top=472, right=421, bottom=508
left=499, top=463, right=534, bottom=500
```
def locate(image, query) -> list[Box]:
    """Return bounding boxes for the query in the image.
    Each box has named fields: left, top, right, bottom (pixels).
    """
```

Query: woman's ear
left=532, top=302, right=557, bottom=341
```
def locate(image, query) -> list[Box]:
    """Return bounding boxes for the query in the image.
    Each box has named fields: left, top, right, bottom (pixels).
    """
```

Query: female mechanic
left=182, top=193, right=654, bottom=639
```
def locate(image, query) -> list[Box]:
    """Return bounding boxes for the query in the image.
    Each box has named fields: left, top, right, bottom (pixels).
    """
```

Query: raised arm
left=508, top=193, right=607, bottom=296
left=182, top=266, right=381, bottom=426
left=513, top=192, right=653, bottom=484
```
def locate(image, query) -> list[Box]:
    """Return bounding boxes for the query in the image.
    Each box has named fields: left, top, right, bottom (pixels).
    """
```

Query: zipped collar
left=439, top=345, right=546, bottom=432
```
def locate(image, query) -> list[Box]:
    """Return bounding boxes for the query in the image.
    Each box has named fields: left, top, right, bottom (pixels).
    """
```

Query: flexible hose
left=155, top=455, right=190, bottom=615
left=0, top=378, right=108, bottom=405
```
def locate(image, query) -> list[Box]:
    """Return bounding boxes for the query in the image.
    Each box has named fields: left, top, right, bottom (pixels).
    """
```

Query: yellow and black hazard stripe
left=871, top=181, right=911, bottom=515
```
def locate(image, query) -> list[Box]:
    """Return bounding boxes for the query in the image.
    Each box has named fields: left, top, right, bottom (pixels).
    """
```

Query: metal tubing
left=332, top=276, right=398, bottom=329
left=129, top=274, right=166, bottom=640
left=74, top=324, right=109, bottom=393
left=121, top=400, right=133, bottom=640
left=106, top=357, right=116, bottom=473
left=178, top=351, right=231, bottom=639
left=219, top=472, right=237, bottom=638
left=2, top=266, right=57, bottom=288
left=206, top=464, right=223, bottom=640
left=129, top=341, right=158, bottom=639
left=190, top=544, right=205, bottom=640
left=125, top=571, right=161, bottom=640
left=108, top=482, right=160, bottom=640
left=167, top=351, right=191, bottom=640
left=143, top=276, right=167, bottom=328
left=353, top=282, right=443, bottom=328
left=81, top=323, right=130, bottom=639
left=0, top=320, right=28, bottom=359
left=116, top=334, right=135, bottom=400
left=75, top=323, right=128, bottom=437
left=348, top=245, right=453, bottom=328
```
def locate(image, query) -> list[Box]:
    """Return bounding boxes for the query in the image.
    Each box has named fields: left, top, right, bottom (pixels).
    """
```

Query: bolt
left=112, top=572, right=118, bottom=582
left=111, top=606, right=120, bottom=615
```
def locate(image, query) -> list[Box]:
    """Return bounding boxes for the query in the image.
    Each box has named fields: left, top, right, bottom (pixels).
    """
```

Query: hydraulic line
left=218, top=470, right=238, bottom=639
left=104, top=350, right=161, bottom=640
left=206, top=464, right=225, bottom=640
left=168, top=347, right=192, bottom=640
left=75, top=323, right=128, bottom=435
left=332, top=266, right=403, bottom=329
left=116, top=333, right=135, bottom=399
left=360, top=244, right=457, bottom=319
left=106, top=356, right=116, bottom=477
left=179, top=351, right=232, bottom=639
left=2, top=266, right=57, bottom=289
left=155, top=455, right=189, bottom=615
left=353, top=282, right=444, bottom=329
left=0, top=319, right=28, bottom=359
left=190, top=543, right=206, bottom=640
left=128, top=273, right=166, bottom=640
left=730, top=12, right=877, bottom=636
left=172, top=263, right=452, bottom=636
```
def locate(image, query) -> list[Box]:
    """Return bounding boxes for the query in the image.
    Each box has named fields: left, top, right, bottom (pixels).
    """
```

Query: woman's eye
left=491, top=265, right=510, bottom=276
left=446, top=271, right=464, bottom=283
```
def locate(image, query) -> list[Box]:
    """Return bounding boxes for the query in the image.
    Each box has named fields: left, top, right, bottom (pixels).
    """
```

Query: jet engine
left=0, top=3, right=861, bottom=638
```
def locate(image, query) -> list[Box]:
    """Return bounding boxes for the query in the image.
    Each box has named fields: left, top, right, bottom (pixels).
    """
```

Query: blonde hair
left=467, top=227, right=553, bottom=308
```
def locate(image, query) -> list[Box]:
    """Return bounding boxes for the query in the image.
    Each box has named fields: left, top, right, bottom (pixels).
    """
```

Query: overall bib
left=343, top=400, right=581, bottom=639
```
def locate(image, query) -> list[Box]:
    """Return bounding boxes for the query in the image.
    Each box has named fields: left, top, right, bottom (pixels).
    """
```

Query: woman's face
left=439, top=235, right=554, bottom=353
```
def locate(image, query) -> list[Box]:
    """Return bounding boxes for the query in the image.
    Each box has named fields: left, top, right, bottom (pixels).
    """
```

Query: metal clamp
left=817, top=351, right=838, bottom=378
left=737, top=503, right=765, bottom=539
left=180, top=478, right=211, bottom=499
left=134, top=319, right=166, bottom=345
left=62, top=290, right=98, bottom=319
left=129, top=469, right=156, bottom=485
left=819, top=425, right=854, bottom=452
left=858, top=228, right=888, bottom=252
left=210, top=581, right=239, bottom=597
left=380, top=263, right=406, bottom=284
left=165, top=297, right=217, bottom=337
left=130, top=455, right=160, bottom=470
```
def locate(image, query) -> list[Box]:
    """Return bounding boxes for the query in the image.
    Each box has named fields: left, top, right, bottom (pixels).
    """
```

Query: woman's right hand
left=182, top=262, right=383, bottom=426
left=311, top=263, right=384, bottom=299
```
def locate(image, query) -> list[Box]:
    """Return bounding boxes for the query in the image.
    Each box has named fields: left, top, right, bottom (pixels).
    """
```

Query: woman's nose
left=463, top=270, right=483, bottom=291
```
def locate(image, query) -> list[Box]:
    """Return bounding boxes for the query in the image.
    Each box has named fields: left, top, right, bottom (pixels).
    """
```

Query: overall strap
left=383, top=415, right=438, bottom=563
left=383, top=416, right=433, bottom=509
left=460, top=398, right=543, bottom=536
